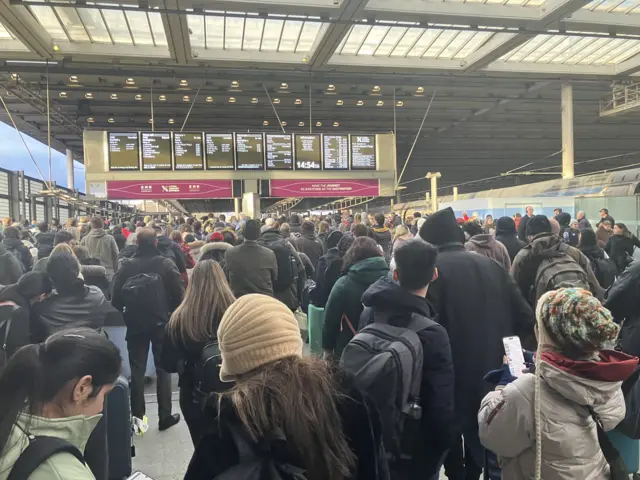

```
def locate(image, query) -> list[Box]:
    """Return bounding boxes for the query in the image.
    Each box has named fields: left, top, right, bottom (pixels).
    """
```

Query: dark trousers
left=179, top=386, right=206, bottom=447
left=444, top=415, right=485, bottom=480
left=127, top=327, right=172, bottom=422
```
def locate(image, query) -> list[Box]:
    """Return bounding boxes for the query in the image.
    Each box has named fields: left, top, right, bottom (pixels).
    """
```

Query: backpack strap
left=587, top=407, right=628, bottom=476
left=8, top=436, right=85, bottom=480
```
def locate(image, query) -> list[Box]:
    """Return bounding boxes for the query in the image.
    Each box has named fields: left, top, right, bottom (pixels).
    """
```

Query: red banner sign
left=107, top=180, right=233, bottom=199
left=270, top=179, right=380, bottom=198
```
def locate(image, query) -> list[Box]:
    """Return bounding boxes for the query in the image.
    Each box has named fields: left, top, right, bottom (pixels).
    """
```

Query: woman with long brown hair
left=184, top=294, right=387, bottom=480
left=161, top=260, right=235, bottom=445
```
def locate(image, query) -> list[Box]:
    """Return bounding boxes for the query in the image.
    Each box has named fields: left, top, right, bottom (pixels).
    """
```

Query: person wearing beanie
left=419, top=207, right=535, bottom=479
left=294, top=220, right=325, bottom=272
left=495, top=216, right=526, bottom=262
left=199, top=231, right=233, bottom=266
left=289, top=213, right=303, bottom=235
left=512, top=215, right=604, bottom=308
left=185, top=294, right=388, bottom=480
left=479, top=288, right=637, bottom=480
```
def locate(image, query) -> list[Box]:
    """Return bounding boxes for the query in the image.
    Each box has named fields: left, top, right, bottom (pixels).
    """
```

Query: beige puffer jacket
left=478, top=350, right=637, bottom=480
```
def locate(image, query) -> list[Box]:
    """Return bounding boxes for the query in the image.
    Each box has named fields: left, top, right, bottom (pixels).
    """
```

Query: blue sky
left=0, top=121, right=86, bottom=192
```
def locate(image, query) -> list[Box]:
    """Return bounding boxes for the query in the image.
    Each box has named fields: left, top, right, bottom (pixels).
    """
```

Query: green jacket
left=322, top=256, right=390, bottom=357
left=0, top=413, right=101, bottom=480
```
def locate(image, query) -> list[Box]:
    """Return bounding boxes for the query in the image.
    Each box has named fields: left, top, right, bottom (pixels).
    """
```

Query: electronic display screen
left=236, top=133, right=264, bottom=170
left=323, top=134, right=349, bottom=170
left=350, top=134, right=377, bottom=170
left=108, top=133, right=139, bottom=171
left=265, top=134, right=293, bottom=170
left=141, top=132, right=172, bottom=171
left=173, top=133, right=204, bottom=170
left=205, top=134, right=235, bottom=170
left=295, top=134, right=322, bottom=170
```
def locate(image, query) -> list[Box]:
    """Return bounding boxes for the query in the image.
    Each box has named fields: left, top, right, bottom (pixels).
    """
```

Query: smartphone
left=503, top=336, right=527, bottom=378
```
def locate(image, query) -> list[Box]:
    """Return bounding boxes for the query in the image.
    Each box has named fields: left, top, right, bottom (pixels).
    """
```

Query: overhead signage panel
left=265, top=134, right=294, bottom=170
left=106, top=180, right=234, bottom=199
left=141, top=132, right=172, bottom=171
left=108, top=133, right=139, bottom=171
left=323, top=134, right=349, bottom=170
left=350, top=134, right=376, bottom=170
left=205, top=134, right=235, bottom=170
left=270, top=179, right=380, bottom=198
left=173, top=133, right=204, bottom=170
left=295, top=134, right=322, bottom=170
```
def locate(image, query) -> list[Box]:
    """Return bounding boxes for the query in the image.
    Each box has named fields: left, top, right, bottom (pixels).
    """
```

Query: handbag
left=589, top=407, right=629, bottom=479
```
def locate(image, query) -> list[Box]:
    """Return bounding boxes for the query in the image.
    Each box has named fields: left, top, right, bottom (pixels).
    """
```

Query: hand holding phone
left=503, top=336, right=527, bottom=378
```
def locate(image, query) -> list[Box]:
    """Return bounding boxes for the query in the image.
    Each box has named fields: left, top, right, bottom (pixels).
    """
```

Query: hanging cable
left=181, top=88, right=200, bottom=132
left=262, top=83, right=286, bottom=133
left=46, top=61, right=52, bottom=188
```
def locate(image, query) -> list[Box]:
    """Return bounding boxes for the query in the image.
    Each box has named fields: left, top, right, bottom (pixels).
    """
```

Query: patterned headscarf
left=536, top=288, right=619, bottom=355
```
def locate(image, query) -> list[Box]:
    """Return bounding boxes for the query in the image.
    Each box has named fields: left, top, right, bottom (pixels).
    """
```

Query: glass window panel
left=101, top=9, right=133, bottom=44
left=54, top=7, right=89, bottom=42
left=261, top=18, right=284, bottom=51
left=279, top=19, right=303, bottom=52
left=455, top=31, right=492, bottom=58
left=148, top=12, right=167, bottom=46
left=550, top=37, right=592, bottom=63
left=576, top=38, right=616, bottom=63
left=505, top=0, right=526, bottom=5
left=0, top=24, right=14, bottom=39
left=296, top=21, right=321, bottom=52
left=612, top=0, right=636, bottom=11
left=439, top=30, right=474, bottom=59
left=358, top=26, right=388, bottom=56
left=485, top=0, right=504, bottom=4
left=341, top=25, right=370, bottom=55
left=188, top=15, right=205, bottom=48
left=593, top=39, right=634, bottom=64
left=520, top=36, right=558, bottom=62
left=567, top=37, right=607, bottom=63
left=583, top=0, right=602, bottom=7
left=536, top=36, right=574, bottom=62
left=77, top=8, right=110, bottom=43
left=125, top=11, right=154, bottom=45
left=30, top=6, right=67, bottom=40
left=243, top=17, right=264, bottom=51
left=375, top=27, right=407, bottom=56
left=406, top=30, right=440, bottom=56
left=390, top=28, right=422, bottom=57
left=205, top=16, right=224, bottom=49
left=609, top=42, right=640, bottom=63
left=225, top=16, right=244, bottom=50
left=423, top=29, right=457, bottom=58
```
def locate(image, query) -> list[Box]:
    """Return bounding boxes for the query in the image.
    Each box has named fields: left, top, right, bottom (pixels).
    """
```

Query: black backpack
left=259, top=238, right=297, bottom=293
left=193, top=340, right=229, bottom=402
left=8, top=435, right=85, bottom=480
left=589, top=257, right=617, bottom=289
left=121, top=272, right=168, bottom=332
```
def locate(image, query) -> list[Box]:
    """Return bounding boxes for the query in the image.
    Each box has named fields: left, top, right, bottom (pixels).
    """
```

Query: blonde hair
left=393, top=224, right=410, bottom=240
left=51, top=243, right=74, bottom=256
left=168, top=260, right=235, bottom=343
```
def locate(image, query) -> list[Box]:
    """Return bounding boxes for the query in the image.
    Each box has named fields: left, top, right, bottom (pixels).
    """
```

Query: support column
left=234, top=198, right=241, bottom=217
left=453, top=186, right=459, bottom=201
left=242, top=193, right=260, bottom=219
left=426, top=172, right=442, bottom=213
left=66, top=149, right=74, bottom=190
left=561, top=83, right=575, bottom=179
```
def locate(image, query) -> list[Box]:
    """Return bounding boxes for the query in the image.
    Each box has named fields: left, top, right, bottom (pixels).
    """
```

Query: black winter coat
left=184, top=372, right=388, bottom=480
left=0, top=243, right=23, bottom=285
left=605, top=234, right=640, bottom=274
left=35, top=231, right=55, bottom=260
left=111, top=248, right=185, bottom=338
left=426, top=243, right=535, bottom=418
left=360, top=278, right=455, bottom=478
left=295, top=233, right=325, bottom=272
left=3, top=237, right=33, bottom=272
left=0, top=284, right=32, bottom=364
left=157, top=235, right=187, bottom=273
left=372, top=227, right=392, bottom=262
left=605, top=261, right=640, bottom=357
left=112, top=232, right=126, bottom=251
left=313, top=247, right=340, bottom=307
left=517, top=214, right=533, bottom=242
left=495, top=231, right=526, bottom=263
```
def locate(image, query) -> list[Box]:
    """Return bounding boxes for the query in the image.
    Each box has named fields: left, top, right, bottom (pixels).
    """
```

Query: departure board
left=266, top=134, right=293, bottom=170
left=108, top=133, right=139, bottom=171
left=141, top=132, right=172, bottom=171
left=205, top=134, right=235, bottom=170
left=323, top=134, right=349, bottom=170
left=350, top=135, right=377, bottom=170
left=295, top=134, right=321, bottom=170
left=236, top=133, right=264, bottom=170
left=173, top=133, right=204, bottom=170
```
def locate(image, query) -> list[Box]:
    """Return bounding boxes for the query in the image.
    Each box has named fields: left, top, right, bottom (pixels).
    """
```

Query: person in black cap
left=419, top=207, right=534, bottom=480
left=511, top=214, right=603, bottom=307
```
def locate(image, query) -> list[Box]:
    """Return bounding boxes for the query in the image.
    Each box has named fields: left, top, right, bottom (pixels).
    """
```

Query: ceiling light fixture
left=416, top=86, right=424, bottom=93
left=182, top=95, right=190, bottom=102
left=280, top=82, right=288, bottom=89
left=372, top=85, right=381, bottom=92
left=357, top=100, right=364, bottom=106
left=263, top=120, right=269, bottom=126
left=327, top=84, right=335, bottom=91
left=396, top=100, right=404, bottom=107
left=87, top=117, right=94, bottom=123
left=377, top=100, right=384, bottom=106
left=251, top=97, right=258, bottom=104
left=336, top=99, right=343, bottom=106
left=301, top=56, right=309, bottom=63
left=273, top=98, right=280, bottom=104
left=206, top=96, right=214, bottom=103
left=108, top=117, right=115, bottom=123
left=316, top=121, right=322, bottom=127
left=159, top=95, right=166, bottom=101
left=125, top=78, right=135, bottom=85
left=52, top=44, right=60, bottom=51
left=168, top=118, right=175, bottom=124
left=58, top=92, right=67, bottom=98
left=69, top=75, right=78, bottom=83
left=281, top=121, right=287, bottom=126
left=295, top=98, right=302, bottom=105
left=229, top=97, right=236, bottom=103
left=10, top=73, right=18, bottom=80
left=231, top=80, right=239, bottom=88
left=85, top=92, right=93, bottom=99
left=180, top=79, right=188, bottom=86
left=298, top=121, right=304, bottom=127
left=135, top=94, right=142, bottom=101
left=333, top=121, right=339, bottom=127
left=110, top=93, right=118, bottom=100
left=148, top=118, right=154, bottom=124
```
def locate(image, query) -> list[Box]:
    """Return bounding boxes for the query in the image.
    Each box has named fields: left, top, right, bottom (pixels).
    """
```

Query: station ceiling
left=0, top=0, right=640, bottom=198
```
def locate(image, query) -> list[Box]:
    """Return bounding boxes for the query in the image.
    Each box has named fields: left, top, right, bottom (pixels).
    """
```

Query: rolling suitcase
left=609, top=430, right=640, bottom=476
left=307, top=305, right=325, bottom=357
left=107, top=375, right=134, bottom=480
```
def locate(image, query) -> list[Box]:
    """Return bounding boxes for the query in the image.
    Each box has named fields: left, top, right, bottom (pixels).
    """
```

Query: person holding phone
left=478, top=288, right=638, bottom=480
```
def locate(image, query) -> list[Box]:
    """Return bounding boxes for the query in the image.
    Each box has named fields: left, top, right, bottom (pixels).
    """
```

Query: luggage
left=258, top=238, right=297, bottom=293
left=590, top=257, right=617, bottom=289
left=121, top=271, right=168, bottom=334
left=194, top=340, right=228, bottom=402
left=7, top=436, right=85, bottom=480
left=532, top=244, right=590, bottom=304
left=608, top=430, right=640, bottom=474
left=106, top=375, right=134, bottom=480
left=340, top=314, right=431, bottom=460
left=307, top=305, right=324, bottom=357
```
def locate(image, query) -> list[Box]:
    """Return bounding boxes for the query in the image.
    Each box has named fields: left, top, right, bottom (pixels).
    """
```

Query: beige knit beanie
left=217, top=294, right=303, bottom=382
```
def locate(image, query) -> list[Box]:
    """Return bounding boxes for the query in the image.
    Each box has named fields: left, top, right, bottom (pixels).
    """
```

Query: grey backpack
left=533, top=243, right=590, bottom=304
left=340, top=314, right=431, bottom=461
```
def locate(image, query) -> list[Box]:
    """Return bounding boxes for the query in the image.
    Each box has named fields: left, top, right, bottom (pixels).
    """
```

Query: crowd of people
left=0, top=204, right=639, bottom=480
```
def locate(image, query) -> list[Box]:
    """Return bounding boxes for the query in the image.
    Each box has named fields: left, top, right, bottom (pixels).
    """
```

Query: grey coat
left=465, top=234, right=511, bottom=271
left=80, top=228, right=119, bottom=275
left=479, top=350, right=635, bottom=480
left=224, top=240, right=278, bottom=297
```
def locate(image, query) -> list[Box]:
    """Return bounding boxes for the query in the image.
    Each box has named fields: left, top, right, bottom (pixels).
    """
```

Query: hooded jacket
left=80, top=228, right=119, bottom=275
left=3, top=237, right=32, bottom=272
left=0, top=413, right=101, bottom=480
left=35, top=231, right=55, bottom=260
left=323, top=256, right=389, bottom=357
left=465, top=234, right=511, bottom=270
left=479, top=350, right=637, bottom=480
left=512, top=232, right=604, bottom=306
left=359, top=278, right=455, bottom=478
left=372, top=227, right=392, bottom=262
left=156, top=235, right=187, bottom=274
left=199, top=242, right=232, bottom=265
left=0, top=243, right=23, bottom=286
left=495, top=217, right=526, bottom=262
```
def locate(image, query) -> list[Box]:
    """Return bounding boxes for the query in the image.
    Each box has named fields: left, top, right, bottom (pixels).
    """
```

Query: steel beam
left=0, top=2, right=54, bottom=57
left=161, top=0, right=192, bottom=64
